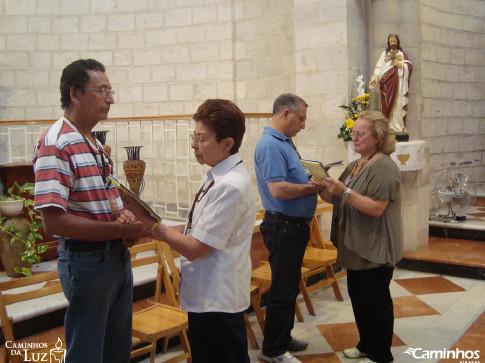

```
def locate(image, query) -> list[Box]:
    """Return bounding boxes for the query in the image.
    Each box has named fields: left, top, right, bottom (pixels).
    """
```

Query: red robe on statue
left=376, top=50, right=413, bottom=130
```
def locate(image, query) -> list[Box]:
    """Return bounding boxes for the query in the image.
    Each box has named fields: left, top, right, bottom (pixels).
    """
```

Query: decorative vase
left=92, top=130, right=111, bottom=156
left=0, top=212, right=32, bottom=277
left=123, top=146, right=145, bottom=196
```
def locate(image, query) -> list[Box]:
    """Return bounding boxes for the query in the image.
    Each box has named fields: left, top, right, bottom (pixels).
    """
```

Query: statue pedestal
left=347, top=140, right=429, bottom=251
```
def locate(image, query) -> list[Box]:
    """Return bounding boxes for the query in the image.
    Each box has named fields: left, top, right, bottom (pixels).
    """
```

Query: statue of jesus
left=369, top=33, right=413, bottom=134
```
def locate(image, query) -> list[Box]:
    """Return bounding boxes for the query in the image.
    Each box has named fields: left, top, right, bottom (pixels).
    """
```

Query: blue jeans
left=58, top=247, right=133, bottom=363
left=260, top=216, right=310, bottom=357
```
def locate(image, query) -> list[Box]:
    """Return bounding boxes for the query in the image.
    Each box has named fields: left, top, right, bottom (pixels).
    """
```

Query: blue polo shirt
left=254, top=126, right=317, bottom=219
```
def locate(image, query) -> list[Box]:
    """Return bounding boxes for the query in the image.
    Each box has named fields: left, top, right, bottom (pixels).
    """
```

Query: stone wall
left=419, top=0, right=485, bottom=184
left=0, top=0, right=484, bottom=186
left=0, top=0, right=238, bottom=119
left=293, top=0, right=351, bottom=172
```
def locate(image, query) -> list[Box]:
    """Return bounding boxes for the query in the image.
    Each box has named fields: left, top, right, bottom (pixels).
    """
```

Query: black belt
left=264, top=211, right=312, bottom=225
left=58, top=238, right=123, bottom=252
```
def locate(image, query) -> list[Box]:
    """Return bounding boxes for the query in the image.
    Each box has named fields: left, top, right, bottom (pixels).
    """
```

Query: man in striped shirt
left=33, top=59, right=147, bottom=363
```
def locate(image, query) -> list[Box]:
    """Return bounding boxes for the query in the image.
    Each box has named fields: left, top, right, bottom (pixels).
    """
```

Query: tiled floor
left=155, top=268, right=485, bottom=363
left=149, top=198, right=485, bottom=363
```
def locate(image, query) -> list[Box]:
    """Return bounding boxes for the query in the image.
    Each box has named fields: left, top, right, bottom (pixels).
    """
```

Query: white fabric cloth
left=371, top=50, right=412, bottom=133
left=180, top=153, right=256, bottom=313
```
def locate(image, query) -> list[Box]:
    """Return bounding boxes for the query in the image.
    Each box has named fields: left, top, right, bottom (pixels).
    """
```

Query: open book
left=300, top=159, right=343, bottom=183
left=108, top=174, right=162, bottom=222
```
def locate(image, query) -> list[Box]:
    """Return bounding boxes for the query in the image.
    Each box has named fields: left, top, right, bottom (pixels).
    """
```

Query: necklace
left=346, top=150, right=379, bottom=186
left=357, top=150, right=379, bottom=167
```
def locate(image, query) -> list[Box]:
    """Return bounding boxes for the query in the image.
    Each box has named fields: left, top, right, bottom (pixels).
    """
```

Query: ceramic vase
left=123, top=146, right=145, bottom=196
left=92, top=130, right=111, bottom=156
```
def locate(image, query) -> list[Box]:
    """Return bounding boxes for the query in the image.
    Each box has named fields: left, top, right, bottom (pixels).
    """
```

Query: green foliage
left=338, top=94, right=370, bottom=142
left=0, top=182, right=45, bottom=277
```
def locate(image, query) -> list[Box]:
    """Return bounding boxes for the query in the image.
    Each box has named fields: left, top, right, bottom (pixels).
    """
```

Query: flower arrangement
left=338, top=73, right=370, bottom=142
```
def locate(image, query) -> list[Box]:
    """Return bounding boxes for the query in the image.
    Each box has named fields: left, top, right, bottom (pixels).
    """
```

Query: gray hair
left=272, top=93, right=308, bottom=115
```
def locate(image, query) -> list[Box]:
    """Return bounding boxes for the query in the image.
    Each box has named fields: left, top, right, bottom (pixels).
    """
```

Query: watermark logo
left=50, top=338, right=66, bottom=363
left=404, top=347, right=480, bottom=362
left=5, top=337, right=65, bottom=362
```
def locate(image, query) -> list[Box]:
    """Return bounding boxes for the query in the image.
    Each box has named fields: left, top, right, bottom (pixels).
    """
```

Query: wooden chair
left=244, top=286, right=266, bottom=349
left=129, top=241, right=191, bottom=363
left=155, top=242, right=262, bottom=353
left=0, top=271, right=66, bottom=363
left=250, top=209, right=315, bottom=321
left=302, top=201, right=345, bottom=301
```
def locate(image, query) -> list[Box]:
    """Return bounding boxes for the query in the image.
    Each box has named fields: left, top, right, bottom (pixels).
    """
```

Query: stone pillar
left=401, top=146, right=430, bottom=251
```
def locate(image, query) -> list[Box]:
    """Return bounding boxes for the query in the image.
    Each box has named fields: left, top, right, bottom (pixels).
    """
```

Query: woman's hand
left=322, top=176, right=346, bottom=197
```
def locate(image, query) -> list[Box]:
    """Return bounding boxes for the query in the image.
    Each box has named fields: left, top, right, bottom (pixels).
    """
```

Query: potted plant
left=0, top=182, right=46, bottom=276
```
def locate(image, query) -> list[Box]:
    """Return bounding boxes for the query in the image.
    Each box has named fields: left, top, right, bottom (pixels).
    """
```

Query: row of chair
left=0, top=201, right=344, bottom=362
left=0, top=241, right=190, bottom=363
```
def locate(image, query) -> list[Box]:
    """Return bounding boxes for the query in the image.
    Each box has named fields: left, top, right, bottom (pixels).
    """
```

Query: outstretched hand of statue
left=369, top=78, right=376, bottom=90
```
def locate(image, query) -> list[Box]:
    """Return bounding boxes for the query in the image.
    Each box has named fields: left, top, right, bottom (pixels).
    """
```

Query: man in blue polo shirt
left=255, top=93, right=325, bottom=363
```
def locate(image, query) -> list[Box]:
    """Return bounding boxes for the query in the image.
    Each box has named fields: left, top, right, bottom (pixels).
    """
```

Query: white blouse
left=180, top=153, right=256, bottom=313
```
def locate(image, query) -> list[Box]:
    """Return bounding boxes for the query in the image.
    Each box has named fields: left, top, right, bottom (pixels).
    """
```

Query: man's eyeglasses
left=288, top=110, right=306, bottom=123
left=190, top=133, right=216, bottom=146
left=350, top=131, right=369, bottom=139
left=84, top=88, right=116, bottom=96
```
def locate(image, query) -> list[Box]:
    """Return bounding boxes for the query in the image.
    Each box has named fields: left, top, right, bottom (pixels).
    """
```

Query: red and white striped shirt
left=33, top=117, right=122, bottom=225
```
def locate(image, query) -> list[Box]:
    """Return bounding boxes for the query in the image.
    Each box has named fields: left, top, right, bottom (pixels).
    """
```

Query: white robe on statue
left=371, top=50, right=412, bottom=133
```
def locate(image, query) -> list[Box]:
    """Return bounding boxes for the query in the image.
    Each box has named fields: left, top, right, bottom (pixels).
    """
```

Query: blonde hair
left=358, top=110, right=396, bottom=155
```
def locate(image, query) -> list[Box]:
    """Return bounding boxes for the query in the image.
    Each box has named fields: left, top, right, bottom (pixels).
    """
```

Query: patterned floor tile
left=395, top=276, right=466, bottom=295
left=316, top=321, right=405, bottom=352
left=393, top=295, right=440, bottom=318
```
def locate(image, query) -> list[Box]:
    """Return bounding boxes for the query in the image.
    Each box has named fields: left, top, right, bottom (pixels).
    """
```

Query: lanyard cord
left=186, top=159, right=242, bottom=234
left=82, top=135, right=111, bottom=190
left=186, top=180, right=215, bottom=234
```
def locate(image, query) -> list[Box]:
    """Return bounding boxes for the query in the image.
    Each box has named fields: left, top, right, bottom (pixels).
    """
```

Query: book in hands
left=108, top=174, right=162, bottom=222
left=300, top=159, right=343, bottom=184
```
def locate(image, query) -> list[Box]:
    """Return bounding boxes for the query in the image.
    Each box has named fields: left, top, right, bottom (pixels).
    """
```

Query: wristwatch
left=342, top=187, right=351, bottom=200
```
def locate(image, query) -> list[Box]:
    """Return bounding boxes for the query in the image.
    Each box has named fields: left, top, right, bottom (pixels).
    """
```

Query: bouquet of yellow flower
left=338, top=73, right=370, bottom=141
left=338, top=94, right=370, bottom=141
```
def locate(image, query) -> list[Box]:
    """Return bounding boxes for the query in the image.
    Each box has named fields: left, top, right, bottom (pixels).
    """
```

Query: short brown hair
left=193, top=99, right=246, bottom=155
left=358, top=110, right=396, bottom=155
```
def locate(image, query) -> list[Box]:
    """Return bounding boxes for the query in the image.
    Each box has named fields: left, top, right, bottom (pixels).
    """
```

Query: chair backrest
left=0, top=271, right=63, bottom=360
left=253, top=208, right=265, bottom=233
left=309, top=201, right=335, bottom=250
left=129, top=240, right=180, bottom=307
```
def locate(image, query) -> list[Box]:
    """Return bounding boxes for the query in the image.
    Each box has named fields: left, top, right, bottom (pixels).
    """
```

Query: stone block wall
left=0, top=0, right=238, bottom=120
left=0, top=0, right=484, bottom=188
left=419, top=0, right=485, bottom=184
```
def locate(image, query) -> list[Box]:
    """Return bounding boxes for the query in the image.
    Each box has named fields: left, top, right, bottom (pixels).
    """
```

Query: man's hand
left=309, top=178, right=326, bottom=193
left=118, top=190, right=153, bottom=226
left=116, top=209, right=137, bottom=224
left=121, top=220, right=150, bottom=241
